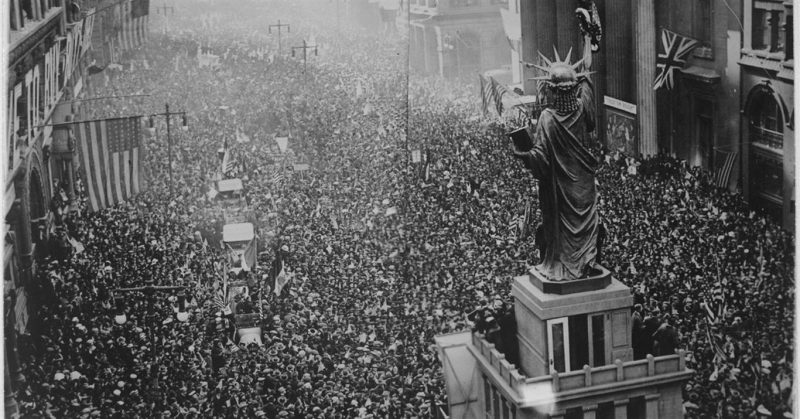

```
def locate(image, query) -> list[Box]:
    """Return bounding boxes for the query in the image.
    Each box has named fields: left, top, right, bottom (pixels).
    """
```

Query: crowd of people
left=10, top=0, right=793, bottom=418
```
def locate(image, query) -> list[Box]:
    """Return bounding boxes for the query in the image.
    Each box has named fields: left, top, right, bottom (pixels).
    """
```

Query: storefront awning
left=680, top=66, right=720, bottom=84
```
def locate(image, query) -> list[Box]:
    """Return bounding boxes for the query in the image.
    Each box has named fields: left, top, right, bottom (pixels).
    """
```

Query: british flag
left=653, top=29, right=698, bottom=90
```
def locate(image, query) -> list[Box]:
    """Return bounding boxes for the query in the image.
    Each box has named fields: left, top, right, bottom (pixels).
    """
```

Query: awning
left=680, top=66, right=721, bottom=84
left=222, top=223, right=254, bottom=243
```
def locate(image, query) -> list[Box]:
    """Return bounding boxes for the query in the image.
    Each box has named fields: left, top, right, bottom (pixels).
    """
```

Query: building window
left=750, top=152, right=783, bottom=200
left=693, top=0, right=713, bottom=58
left=747, top=87, right=785, bottom=205
left=752, top=1, right=786, bottom=53
left=749, top=92, right=784, bottom=150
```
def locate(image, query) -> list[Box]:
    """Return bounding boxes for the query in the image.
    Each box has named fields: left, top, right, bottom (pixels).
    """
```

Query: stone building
left=405, top=0, right=510, bottom=78
left=502, top=0, right=794, bottom=229
left=5, top=0, right=94, bottom=415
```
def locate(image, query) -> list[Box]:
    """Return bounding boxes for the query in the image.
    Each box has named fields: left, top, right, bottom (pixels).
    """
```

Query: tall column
left=604, top=0, right=633, bottom=102
left=633, top=0, right=658, bottom=157
left=645, top=394, right=660, bottom=419
left=434, top=26, right=445, bottom=78
left=555, top=0, right=580, bottom=54
left=521, top=0, right=559, bottom=93
left=614, top=399, right=630, bottom=419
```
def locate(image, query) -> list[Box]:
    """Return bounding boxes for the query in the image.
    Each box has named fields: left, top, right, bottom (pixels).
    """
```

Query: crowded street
left=4, top=0, right=794, bottom=418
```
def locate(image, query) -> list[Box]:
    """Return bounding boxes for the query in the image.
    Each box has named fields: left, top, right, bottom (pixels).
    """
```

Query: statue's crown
left=533, top=46, right=592, bottom=91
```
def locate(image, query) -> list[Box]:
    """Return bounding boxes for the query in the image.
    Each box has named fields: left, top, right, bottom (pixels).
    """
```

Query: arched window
left=745, top=83, right=789, bottom=205
left=745, top=83, right=789, bottom=150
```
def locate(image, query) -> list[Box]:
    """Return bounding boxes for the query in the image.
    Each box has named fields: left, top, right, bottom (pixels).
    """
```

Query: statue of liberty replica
left=511, top=21, right=604, bottom=282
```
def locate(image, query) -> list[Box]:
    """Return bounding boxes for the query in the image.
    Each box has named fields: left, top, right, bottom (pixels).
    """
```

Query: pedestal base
left=529, top=265, right=612, bottom=295
left=511, top=274, right=634, bottom=378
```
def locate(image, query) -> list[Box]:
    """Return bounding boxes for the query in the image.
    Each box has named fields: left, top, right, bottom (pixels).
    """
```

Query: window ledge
left=742, top=48, right=785, bottom=61
left=693, top=46, right=714, bottom=60
left=751, top=142, right=784, bottom=156
left=739, top=51, right=786, bottom=72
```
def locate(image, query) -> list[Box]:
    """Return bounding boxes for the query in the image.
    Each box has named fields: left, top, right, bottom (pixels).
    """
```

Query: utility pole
left=156, top=3, right=175, bottom=33
left=292, top=40, right=318, bottom=82
left=268, top=20, right=290, bottom=55
left=147, top=103, right=188, bottom=196
left=156, top=3, right=175, bottom=15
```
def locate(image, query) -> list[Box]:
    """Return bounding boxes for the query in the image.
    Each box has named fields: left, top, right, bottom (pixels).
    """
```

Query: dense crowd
left=10, top=0, right=793, bottom=418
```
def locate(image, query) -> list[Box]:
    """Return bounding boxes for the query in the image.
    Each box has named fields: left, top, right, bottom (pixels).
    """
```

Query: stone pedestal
left=511, top=273, right=634, bottom=378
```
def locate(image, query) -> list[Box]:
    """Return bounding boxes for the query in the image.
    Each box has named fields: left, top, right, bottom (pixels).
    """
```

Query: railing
left=472, top=333, right=528, bottom=393
left=471, top=332, right=691, bottom=404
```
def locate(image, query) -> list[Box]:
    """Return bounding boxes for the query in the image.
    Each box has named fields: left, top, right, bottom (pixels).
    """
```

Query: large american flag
left=117, top=0, right=149, bottom=51
left=653, top=29, right=698, bottom=90
left=75, top=116, right=144, bottom=212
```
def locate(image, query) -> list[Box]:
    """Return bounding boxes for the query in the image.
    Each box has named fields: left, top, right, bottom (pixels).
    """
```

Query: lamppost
left=291, top=40, right=318, bottom=82
left=147, top=103, right=188, bottom=196
left=268, top=20, right=290, bottom=55
left=112, top=285, right=189, bottom=396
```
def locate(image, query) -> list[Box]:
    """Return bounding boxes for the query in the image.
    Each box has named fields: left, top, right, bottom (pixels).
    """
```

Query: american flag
left=653, top=29, right=698, bottom=90
left=211, top=290, right=226, bottom=311
left=479, top=75, right=508, bottom=116
left=714, top=150, right=738, bottom=189
left=117, top=0, right=149, bottom=51
left=220, top=138, right=236, bottom=174
left=272, top=167, right=285, bottom=185
left=74, top=116, right=144, bottom=212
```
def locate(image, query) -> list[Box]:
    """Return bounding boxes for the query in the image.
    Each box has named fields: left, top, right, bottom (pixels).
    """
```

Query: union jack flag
left=653, top=29, right=698, bottom=90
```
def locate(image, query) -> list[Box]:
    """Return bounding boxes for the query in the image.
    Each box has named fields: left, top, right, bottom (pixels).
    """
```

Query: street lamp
left=114, top=298, right=127, bottom=325
left=176, top=294, right=190, bottom=322
left=111, top=285, right=187, bottom=399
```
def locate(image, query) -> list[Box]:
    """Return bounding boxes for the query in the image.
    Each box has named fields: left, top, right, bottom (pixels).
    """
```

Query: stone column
left=434, top=26, right=445, bottom=77
left=633, top=0, right=658, bottom=157
left=614, top=399, right=630, bottom=419
left=645, top=394, right=661, bottom=419
left=555, top=0, right=581, bottom=54
left=604, top=0, right=633, bottom=101
left=582, top=403, right=599, bottom=419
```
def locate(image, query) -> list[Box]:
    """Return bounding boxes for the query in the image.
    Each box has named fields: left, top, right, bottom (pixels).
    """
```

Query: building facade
left=405, top=0, right=510, bottom=78
left=738, top=0, right=793, bottom=228
left=505, top=0, right=793, bottom=230
left=5, top=0, right=94, bottom=415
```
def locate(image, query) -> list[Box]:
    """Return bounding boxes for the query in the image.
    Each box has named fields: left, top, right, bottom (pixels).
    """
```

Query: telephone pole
left=291, top=40, right=318, bottom=82
left=268, top=20, right=290, bottom=55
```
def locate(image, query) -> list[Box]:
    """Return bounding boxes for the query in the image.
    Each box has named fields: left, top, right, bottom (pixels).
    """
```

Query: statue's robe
left=519, top=78, right=599, bottom=281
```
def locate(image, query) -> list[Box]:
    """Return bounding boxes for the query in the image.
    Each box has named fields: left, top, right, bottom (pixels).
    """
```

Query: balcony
left=469, top=332, right=694, bottom=409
